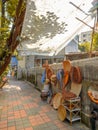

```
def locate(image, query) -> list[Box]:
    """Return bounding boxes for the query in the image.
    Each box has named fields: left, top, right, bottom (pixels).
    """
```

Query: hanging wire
left=69, top=1, right=89, bottom=16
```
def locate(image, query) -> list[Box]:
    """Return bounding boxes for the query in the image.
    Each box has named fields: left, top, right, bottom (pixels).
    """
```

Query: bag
left=41, top=70, right=46, bottom=84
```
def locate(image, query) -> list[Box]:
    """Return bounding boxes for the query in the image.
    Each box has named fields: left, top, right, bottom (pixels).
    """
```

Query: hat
left=58, top=105, right=66, bottom=121
left=52, top=93, right=63, bottom=109
left=63, top=60, right=72, bottom=72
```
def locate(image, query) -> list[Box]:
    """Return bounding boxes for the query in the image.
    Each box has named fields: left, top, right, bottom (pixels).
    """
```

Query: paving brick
left=0, top=80, right=90, bottom=130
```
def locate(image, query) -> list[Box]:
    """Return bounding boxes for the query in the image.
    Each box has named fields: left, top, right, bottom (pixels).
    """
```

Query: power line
left=69, top=1, right=89, bottom=16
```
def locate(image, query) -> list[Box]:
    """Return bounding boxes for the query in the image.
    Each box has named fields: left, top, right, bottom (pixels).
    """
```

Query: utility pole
left=89, top=0, right=98, bottom=57
left=0, top=0, right=26, bottom=76
left=70, top=0, right=98, bottom=58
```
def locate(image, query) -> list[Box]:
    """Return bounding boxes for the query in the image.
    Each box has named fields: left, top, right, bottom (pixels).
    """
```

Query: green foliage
left=79, top=42, right=91, bottom=52
left=0, top=1, right=15, bottom=61
left=79, top=32, right=98, bottom=52
left=6, top=0, right=26, bottom=22
left=5, top=0, right=18, bottom=20
left=0, top=28, right=10, bottom=61
left=0, top=68, right=9, bottom=84
left=0, top=0, right=21, bottom=77
left=93, top=32, right=98, bottom=51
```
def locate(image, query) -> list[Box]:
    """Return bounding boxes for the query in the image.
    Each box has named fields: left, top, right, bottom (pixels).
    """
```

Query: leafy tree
left=0, top=0, right=67, bottom=80
left=93, top=32, right=98, bottom=51
left=0, top=0, right=26, bottom=79
left=79, top=42, right=91, bottom=52
left=0, top=0, right=65, bottom=84
left=79, top=32, right=98, bottom=52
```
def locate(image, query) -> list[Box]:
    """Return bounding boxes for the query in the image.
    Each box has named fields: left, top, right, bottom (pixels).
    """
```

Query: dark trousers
left=90, top=117, right=96, bottom=130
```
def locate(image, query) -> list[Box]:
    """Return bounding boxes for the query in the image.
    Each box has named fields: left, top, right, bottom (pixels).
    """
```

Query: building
left=17, top=35, right=79, bottom=68
left=17, top=0, right=93, bottom=69
left=80, top=31, right=92, bottom=43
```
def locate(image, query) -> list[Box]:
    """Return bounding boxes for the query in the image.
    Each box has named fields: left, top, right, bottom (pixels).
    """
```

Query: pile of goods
left=62, top=60, right=82, bottom=100
left=40, top=60, right=83, bottom=122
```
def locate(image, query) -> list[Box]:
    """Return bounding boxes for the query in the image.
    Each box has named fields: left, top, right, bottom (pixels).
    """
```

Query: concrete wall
left=65, top=52, right=98, bottom=61
left=17, top=57, right=98, bottom=127
left=25, top=55, right=35, bottom=68
left=18, top=56, right=26, bottom=68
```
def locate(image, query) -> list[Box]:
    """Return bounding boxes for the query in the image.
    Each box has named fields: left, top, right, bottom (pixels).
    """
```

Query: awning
left=19, top=0, right=93, bottom=56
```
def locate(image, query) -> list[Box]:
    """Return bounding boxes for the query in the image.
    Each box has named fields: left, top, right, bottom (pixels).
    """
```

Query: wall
left=65, top=52, right=98, bottom=61
left=17, top=57, right=98, bottom=127
left=57, top=47, right=65, bottom=56
left=71, top=57, right=98, bottom=126
left=18, top=56, right=26, bottom=68
left=65, top=40, right=78, bottom=54
left=25, top=55, right=35, bottom=68
left=80, top=31, right=91, bottom=43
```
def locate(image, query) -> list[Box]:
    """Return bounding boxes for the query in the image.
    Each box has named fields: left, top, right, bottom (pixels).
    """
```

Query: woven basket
left=70, top=66, right=82, bottom=84
left=58, top=105, right=66, bottom=121
left=62, top=90, right=76, bottom=100
left=92, top=90, right=98, bottom=99
left=70, top=82, right=82, bottom=96
left=45, top=79, right=50, bottom=84
left=50, top=74, right=57, bottom=81
left=63, top=60, right=72, bottom=72
left=46, top=67, right=54, bottom=80
left=53, top=93, right=63, bottom=109
left=63, top=71, right=69, bottom=88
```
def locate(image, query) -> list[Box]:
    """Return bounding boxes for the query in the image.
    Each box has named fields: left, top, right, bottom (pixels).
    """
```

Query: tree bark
left=0, top=0, right=26, bottom=76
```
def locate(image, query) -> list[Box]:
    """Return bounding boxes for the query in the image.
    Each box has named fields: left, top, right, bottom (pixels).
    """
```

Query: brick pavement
left=0, top=79, right=90, bottom=130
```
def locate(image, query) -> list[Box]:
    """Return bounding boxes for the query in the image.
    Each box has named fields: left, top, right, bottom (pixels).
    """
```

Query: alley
left=0, top=79, right=90, bottom=130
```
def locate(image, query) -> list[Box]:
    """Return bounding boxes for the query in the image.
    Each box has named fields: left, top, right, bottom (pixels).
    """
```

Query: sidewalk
left=0, top=79, right=90, bottom=130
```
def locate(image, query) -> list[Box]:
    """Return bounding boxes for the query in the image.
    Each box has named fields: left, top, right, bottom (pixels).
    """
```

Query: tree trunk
left=0, top=0, right=26, bottom=76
